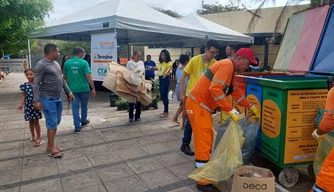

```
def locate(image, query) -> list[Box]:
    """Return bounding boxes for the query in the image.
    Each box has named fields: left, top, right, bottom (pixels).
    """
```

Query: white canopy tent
left=180, top=13, right=253, bottom=44
left=30, top=0, right=253, bottom=47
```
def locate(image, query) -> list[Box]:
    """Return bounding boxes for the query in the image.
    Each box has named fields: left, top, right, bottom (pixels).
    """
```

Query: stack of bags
left=102, top=61, right=152, bottom=106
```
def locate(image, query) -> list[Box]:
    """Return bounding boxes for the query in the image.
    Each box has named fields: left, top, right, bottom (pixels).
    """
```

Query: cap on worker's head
left=236, top=48, right=258, bottom=66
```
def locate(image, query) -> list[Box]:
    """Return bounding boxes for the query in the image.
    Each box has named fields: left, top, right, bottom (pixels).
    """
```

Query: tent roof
left=180, top=13, right=252, bottom=43
left=30, top=0, right=253, bottom=46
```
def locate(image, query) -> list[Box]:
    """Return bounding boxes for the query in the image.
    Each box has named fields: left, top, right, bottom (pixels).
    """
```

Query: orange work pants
left=186, top=98, right=213, bottom=185
left=312, top=147, right=334, bottom=192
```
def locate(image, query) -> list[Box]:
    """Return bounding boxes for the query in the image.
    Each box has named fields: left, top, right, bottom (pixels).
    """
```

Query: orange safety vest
left=188, top=59, right=250, bottom=112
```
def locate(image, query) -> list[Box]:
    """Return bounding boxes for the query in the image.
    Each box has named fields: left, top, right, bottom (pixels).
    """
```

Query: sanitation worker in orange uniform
left=311, top=76, right=334, bottom=192
left=186, top=48, right=260, bottom=192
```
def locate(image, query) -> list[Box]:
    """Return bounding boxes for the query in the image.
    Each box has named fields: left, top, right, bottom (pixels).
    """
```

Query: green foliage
left=30, top=39, right=91, bottom=57
left=116, top=97, right=127, bottom=105
left=153, top=7, right=181, bottom=18
left=197, top=2, right=242, bottom=15
left=0, top=0, right=53, bottom=54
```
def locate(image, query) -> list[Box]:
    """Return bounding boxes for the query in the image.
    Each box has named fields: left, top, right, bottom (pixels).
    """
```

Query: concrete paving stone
left=0, top=187, right=20, bottom=192
left=153, top=132, right=178, bottom=142
left=122, top=130, right=146, bottom=138
left=83, top=144, right=113, bottom=156
left=22, top=156, right=58, bottom=181
left=61, top=170, right=101, bottom=192
left=55, top=140, right=81, bottom=152
left=96, top=163, right=135, bottom=183
left=109, top=140, right=138, bottom=151
left=0, top=129, right=25, bottom=141
left=139, top=127, right=166, bottom=134
left=119, top=126, right=140, bottom=133
left=91, top=122, right=112, bottom=129
left=57, top=156, right=92, bottom=173
left=162, top=139, right=182, bottom=150
left=167, top=186, right=195, bottom=192
left=23, top=140, right=48, bottom=156
left=114, top=146, right=148, bottom=160
left=140, top=142, right=170, bottom=154
left=168, top=162, right=195, bottom=180
left=155, top=152, right=190, bottom=167
left=0, top=159, right=22, bottom=185
left=98, top=129, right=128, bottom=142
left=55, top=134, right=77, bottom=143
left=20, top=178, right=63, bottom=192
left=0, top=145, right=23, bottom=159
left=5, top=123, right=26, bottom=130
left=127, top=158, right=164, bottom=174
left=177, top=151, right=195, bottom=162
left=0, top=141, right=23, bottom=151
left=73, top=184, right=107, bottom=192
left=88, top=151, right=121, bottom=166
left=139, top=168, right=180, bottom=189
left=74, top=132, right=105, bottom=146
left=169, top=129, right=185, bottom=138
left=55, top=148, right=86, bottom=161
left=104, top=175, right=148, bottom=192
left=133, top=136, right=160, bottom=146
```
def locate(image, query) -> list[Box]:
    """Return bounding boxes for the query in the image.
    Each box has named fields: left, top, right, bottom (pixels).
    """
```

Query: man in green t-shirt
left=63, top=47, right=96, bottom=133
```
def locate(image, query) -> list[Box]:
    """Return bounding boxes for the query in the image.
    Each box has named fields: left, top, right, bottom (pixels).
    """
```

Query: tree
left=197, top=2, right=243, bottom=15
left=0, top=0, right=53, bottom=55
left=30, top=39, right=91, bottom=57
left=153, top=7, right=181, bottom=18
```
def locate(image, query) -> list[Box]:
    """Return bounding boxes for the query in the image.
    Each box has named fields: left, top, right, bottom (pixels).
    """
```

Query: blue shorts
left=40, top=97, right=63, bottom=129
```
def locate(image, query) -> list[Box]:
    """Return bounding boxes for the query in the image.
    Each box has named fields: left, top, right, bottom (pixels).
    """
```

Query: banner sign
left=91, top=33, right=117, bottom=81
left=0, top=59, right=27, bottom=72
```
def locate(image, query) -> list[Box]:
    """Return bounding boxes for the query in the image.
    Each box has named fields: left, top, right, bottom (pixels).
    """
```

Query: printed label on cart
left=284, top=89, right=328, bottom=164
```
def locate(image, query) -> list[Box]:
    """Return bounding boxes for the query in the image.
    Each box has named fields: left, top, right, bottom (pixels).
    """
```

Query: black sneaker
left=82, top=120, right=90, bottom=127
left=180, top=144, right=195, bottom=156
left=74, top=129, right=81, bottom=134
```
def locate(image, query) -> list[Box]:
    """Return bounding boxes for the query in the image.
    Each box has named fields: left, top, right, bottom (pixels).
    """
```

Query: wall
left=201, top=5, right=309, bottom=34
left=251, top=43, right=280, bottom=69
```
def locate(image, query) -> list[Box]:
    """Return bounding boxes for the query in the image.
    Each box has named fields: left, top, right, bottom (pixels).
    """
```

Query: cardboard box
left=231, top=166, right=275, bottom=192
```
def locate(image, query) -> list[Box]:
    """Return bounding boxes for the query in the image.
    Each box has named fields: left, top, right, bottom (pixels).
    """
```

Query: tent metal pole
left=27, top=39, right=32, bottom=68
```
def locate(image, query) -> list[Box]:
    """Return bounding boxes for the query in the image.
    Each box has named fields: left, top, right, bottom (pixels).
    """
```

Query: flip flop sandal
left=46, top=146, right=64, bottom=152
left=48, top=152, right=63, bottom=158
left=173, top=120, right=181, bottom=125
left=34, top=141, right=43, bottom=147
left=30, top=138, right=36, bottom=141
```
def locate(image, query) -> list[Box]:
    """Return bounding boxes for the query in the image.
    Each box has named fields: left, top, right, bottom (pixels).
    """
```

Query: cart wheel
left=308, top=164, right=315, bottom=180
left=278, top=168, right=299, bottom=188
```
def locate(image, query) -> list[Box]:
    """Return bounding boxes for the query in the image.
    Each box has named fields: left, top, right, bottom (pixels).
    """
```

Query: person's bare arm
left=17, top=92, right=25, bottom=110
left=63, top=74, right=67, bottom=82
left=86, top=74, right=96, bottom=98
left=180, top=72, right=189, bottom=103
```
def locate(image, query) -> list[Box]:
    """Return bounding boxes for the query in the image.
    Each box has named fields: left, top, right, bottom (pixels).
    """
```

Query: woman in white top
left=126, top=51, right=145, bottom=122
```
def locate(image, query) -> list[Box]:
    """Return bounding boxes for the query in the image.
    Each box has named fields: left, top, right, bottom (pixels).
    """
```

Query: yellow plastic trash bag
left=314, top=134, right=334, bottom=177
left=188, top=120, right=245, bottom=184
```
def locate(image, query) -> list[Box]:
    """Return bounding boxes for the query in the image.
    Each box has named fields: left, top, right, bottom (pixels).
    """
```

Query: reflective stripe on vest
left=200, top=103, right=214, bottom=113
left=236, top=95, right=246, bottom=103
left=214, top=94, right=226, bottom=101
left=212, top=78, right=227, bottom=87
left=312, top=184, right=325, bottom=192
left=188, top=92, right=196, bottom=100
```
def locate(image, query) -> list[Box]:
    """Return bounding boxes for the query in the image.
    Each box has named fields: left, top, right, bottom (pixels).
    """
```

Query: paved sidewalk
left=0, top=73, right=314, bottom=192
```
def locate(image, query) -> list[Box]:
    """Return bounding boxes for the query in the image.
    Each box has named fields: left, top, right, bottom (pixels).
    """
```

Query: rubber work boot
left=196, top=184, right=213, bottom=192
left=180, top=144, right=194, bottom=156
